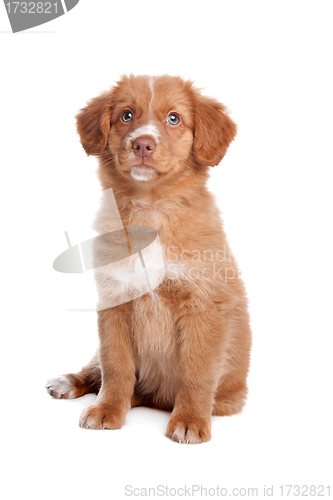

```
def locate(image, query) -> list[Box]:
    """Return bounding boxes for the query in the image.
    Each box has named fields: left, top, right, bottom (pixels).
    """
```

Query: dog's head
left=76, top=75, right=237, bottom=185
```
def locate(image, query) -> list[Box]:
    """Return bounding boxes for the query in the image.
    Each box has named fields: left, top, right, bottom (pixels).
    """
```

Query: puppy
left=47, top=75, right=252, bottom=444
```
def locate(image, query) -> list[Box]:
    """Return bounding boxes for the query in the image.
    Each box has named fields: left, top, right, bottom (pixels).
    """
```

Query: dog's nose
left=132, top=137, right=156, bottom=157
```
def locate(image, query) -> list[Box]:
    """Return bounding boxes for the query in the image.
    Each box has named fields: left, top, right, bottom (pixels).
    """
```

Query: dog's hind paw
left=46, top=375, right=78, bottom=399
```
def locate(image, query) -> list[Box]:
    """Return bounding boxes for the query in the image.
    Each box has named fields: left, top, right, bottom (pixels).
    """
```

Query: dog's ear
left=76, top=92, right=112, bottom=156
left=193, top=94, right=237, bottom=167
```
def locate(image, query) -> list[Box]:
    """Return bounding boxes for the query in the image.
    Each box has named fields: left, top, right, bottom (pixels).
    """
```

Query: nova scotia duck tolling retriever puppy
left=46, top=74, right=252, bottom=444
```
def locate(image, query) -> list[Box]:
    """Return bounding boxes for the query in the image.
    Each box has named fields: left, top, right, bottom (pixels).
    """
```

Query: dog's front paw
left=79, top=403, right=126, bottom=430
left=46, top=376, right=77, bottom=399
left=166, top=415, right=212, bottom=444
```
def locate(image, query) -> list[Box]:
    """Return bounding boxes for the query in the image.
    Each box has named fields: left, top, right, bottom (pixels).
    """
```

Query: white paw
left=46, top=375, right=77, bottom=399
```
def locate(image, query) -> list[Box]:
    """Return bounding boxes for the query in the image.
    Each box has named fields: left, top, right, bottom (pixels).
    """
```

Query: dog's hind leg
left=212, top=382, right=248, bottom=416
left=46, top=352, right=102, bottom=399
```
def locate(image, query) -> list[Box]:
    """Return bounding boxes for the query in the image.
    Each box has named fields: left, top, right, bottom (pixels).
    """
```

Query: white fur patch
left=126, top=123, right=160, bottom=146
left=46, top=375, right=76, bottom=399
left=149, top=76, right=154, bottom=94
left=149, top=77, right=154, bottom=115
left=130, top=167, right=157, bottom=182
left=95, top=235, right=166, bottom=311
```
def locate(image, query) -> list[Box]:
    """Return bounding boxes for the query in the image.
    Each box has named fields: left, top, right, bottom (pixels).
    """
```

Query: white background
left=1, top=1, right=332, bottom=499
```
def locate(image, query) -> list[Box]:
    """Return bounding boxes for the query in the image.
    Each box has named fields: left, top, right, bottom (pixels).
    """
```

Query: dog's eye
left=167, top=113, right=180, bottom=126
left=121, top=111, right=133, bottom=123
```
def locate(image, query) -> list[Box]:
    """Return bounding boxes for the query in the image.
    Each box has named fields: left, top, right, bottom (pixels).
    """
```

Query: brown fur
left=47, top=75, right=251, bottom=444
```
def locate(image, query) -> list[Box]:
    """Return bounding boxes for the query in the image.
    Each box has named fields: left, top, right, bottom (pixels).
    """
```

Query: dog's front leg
left=166, top=306, right=226, bottom=444
left=79, top=305, right=135, bottom=430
